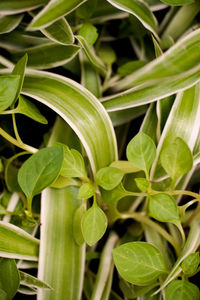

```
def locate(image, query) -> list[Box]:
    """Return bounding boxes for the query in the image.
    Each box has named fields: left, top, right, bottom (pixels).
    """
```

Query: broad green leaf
left=98, top=44, right=117, bottom=65
left=181, top=253, right=200, bottom=276
left=79, top=23, right=98, bottom=46
left=0, top=221, right=39, bottom=260
left=110, top=160, right=140, bottom=173
left=78, top=183, right=95, bottom=199
left=0, top=75, right=20, bottom=111
left=113, top=242, right=167, bottom=286
left=12, top=43, right=80, bottom=69
left=119, top=279, right=158, bottom=299
left=118, top=60, right=147, bottom=77
left=58, top=144, right=87, bottom=179
left=101, top=182, right=130, bottom=205
left=0, top=289, right=7, bottom=300
left=81, top=205, right=108, bottom=246
left=160, top=137, right=193, bottom=182
left=50, top=176, right=78, bottom=188
left=19, top=271, right=51, bottom=289
left=0, top=258, right=20, bottom=300
left=0, top=0, right=46, bottom=15
left=73, top=203, right=86, bottom=245
left=96, top=167, right=124, bottom=190
left=106, top=0, right=158, bottom=38
left=149, top=193, right=179, bottom=222
left=165, top=280, right=200, bottom=300
left=80, top=51, right=101, bottom=98
left=20, top=69, right=118, bottom=172
left=135, top=178, right=149, bottom=191
left=0, top=15, right=23, bottom=34
left=102, top=29, right=200, bottom=111
left=76, top=35, right=107, bottom=77
left=126, top=132, right=156, bottom=174
left=41, top=18, right=74, bottom=45
left=161, top=0, right=194, bottom=5
left=18, top=146, right=64, bottom=199
left=76, top=0, right=98, bottom=18
left=28, top=0, right=87, bottom=30
left=12, top=54, right=28, bottom=103
left=14, top=95, right=48, bottom=124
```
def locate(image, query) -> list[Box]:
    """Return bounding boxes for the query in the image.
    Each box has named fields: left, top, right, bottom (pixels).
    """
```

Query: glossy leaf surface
left=0, top=259, right=20, bottom=300
left=96, top=167, right=124, bottom=190
left=165, top=280, right=200, bottom=300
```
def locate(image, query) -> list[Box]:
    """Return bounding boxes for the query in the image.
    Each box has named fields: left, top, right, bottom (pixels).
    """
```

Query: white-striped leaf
left=12, top=43, right=80, bottom=69
left=106, top=0, right=158, bottom=38
left=0, top=221, right=39, bottom=260
left=28, top=0, right=87, bottom=30
left=0, top=0, right=46, bottom=15
left=20, top=69, right=117, bottom=173
left=0, top=14, right=23, bottom=34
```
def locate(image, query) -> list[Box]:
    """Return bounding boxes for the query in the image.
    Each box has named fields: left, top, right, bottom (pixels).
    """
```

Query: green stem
left=121, top=212, right=180, bottom=255
left=0, top=127, right=37, bottom=153
left=12, top=113, right=23, bottom=144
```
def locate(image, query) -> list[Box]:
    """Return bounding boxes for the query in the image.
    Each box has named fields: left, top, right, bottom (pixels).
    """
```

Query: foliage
left=0, top=0, right=200, bottom=299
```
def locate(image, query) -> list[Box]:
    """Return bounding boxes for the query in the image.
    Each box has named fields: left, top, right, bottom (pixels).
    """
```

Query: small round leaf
left=96, top=167, right=124, bottom=190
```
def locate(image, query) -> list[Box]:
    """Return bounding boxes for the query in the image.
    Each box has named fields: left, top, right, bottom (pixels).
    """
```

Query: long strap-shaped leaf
left=0, top=221, right=39, bottom=260
left=0, top=0, right=47, bottom=15
left=102, top=29, right=200, bottom=111
left=106, top=0, right=158, bottom=38
left=38, top=186, right=85, bottom=300
left=21, top=69, right=118, bottom=172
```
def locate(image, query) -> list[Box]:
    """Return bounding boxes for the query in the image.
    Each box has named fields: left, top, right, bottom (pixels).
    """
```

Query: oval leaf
left=0, top=75, right=20, bottom=112
left=149, top=193, right=179, bottom=222
left=96, top=167, right=124, bottom=190
left=81, top=205, right=108, bottom=246
left=78, top=183, right=95, bottom=199
left=113, top=242, right=167, bottom=286
left=181, top=253, right=200, bottom=276
left=0, top=258, right=20, bottom=300
left=126, top=132, right=156, bottom=174
left=18, top=146, right=64, bottom=199
left=165, top=280, right=200, bottom=300
left=160, top=137, right=193, bottom=182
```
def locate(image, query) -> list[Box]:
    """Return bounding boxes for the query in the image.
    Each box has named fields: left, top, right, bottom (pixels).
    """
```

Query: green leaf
left=126, top=132, right=156, bottom=174
left=0, top=258, right=20, bottom=300
left=101, top=182, right=130, bottom=205
left=106, top=0, right=158, bottom=38
left=110, top=160, right=141, bottom=173
left=149, top=193, right=179, bottom=223
left=21, top=69, right=118, bottom=173
left=18, top=146, right=64, bottom=199
left=0, top=221, right=39, bottom=260
left=165, top=280, right=200, bottom=300
left=0, top=75, right=20, bottom=111
left=135, top=178, right=149, bottom=191
left=160, top=137, right=193, bottom=182
left=0, top=0, right=46, bottom=15
left=102, top=29, right=200, bottom=111
left=96, top=167, right=124, bottom=190
left=76, top=0, right=98, bottom=19
left=113, top=242, right=167, bottom=286
left=0, top=14, right=23, bottom=34
left=181, top=253, right=200, bottom=276
left=12, top=54, right=28, bottom=103
left=79, top=23, right=98, bottom=46
left=19, top=271, right=51, bottom=289
left=0, top=289, right=7, bottom=300
left=73, top=203, right=86, bottom=245
left=118, top=60, right=147, bottom=77
left=41, top=17, right=74, bottom=45
left=58, top=144, right=87, bottom=179
left=28, top=0, right=87, bottom=30
left=78, top=183, right=95, bottom=199
left=98, top=44, right=117, bottom=65
left=160, top=0, right=194, bottom=6
left=14, top=95, right=48, bottom=124
left=50, top=176, right=78, bottom=188
left=12, top=43, right=80, bottom=69
left=81, top=205, right=108, bottom=246
left=76, top=35, right=107, bottom=77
